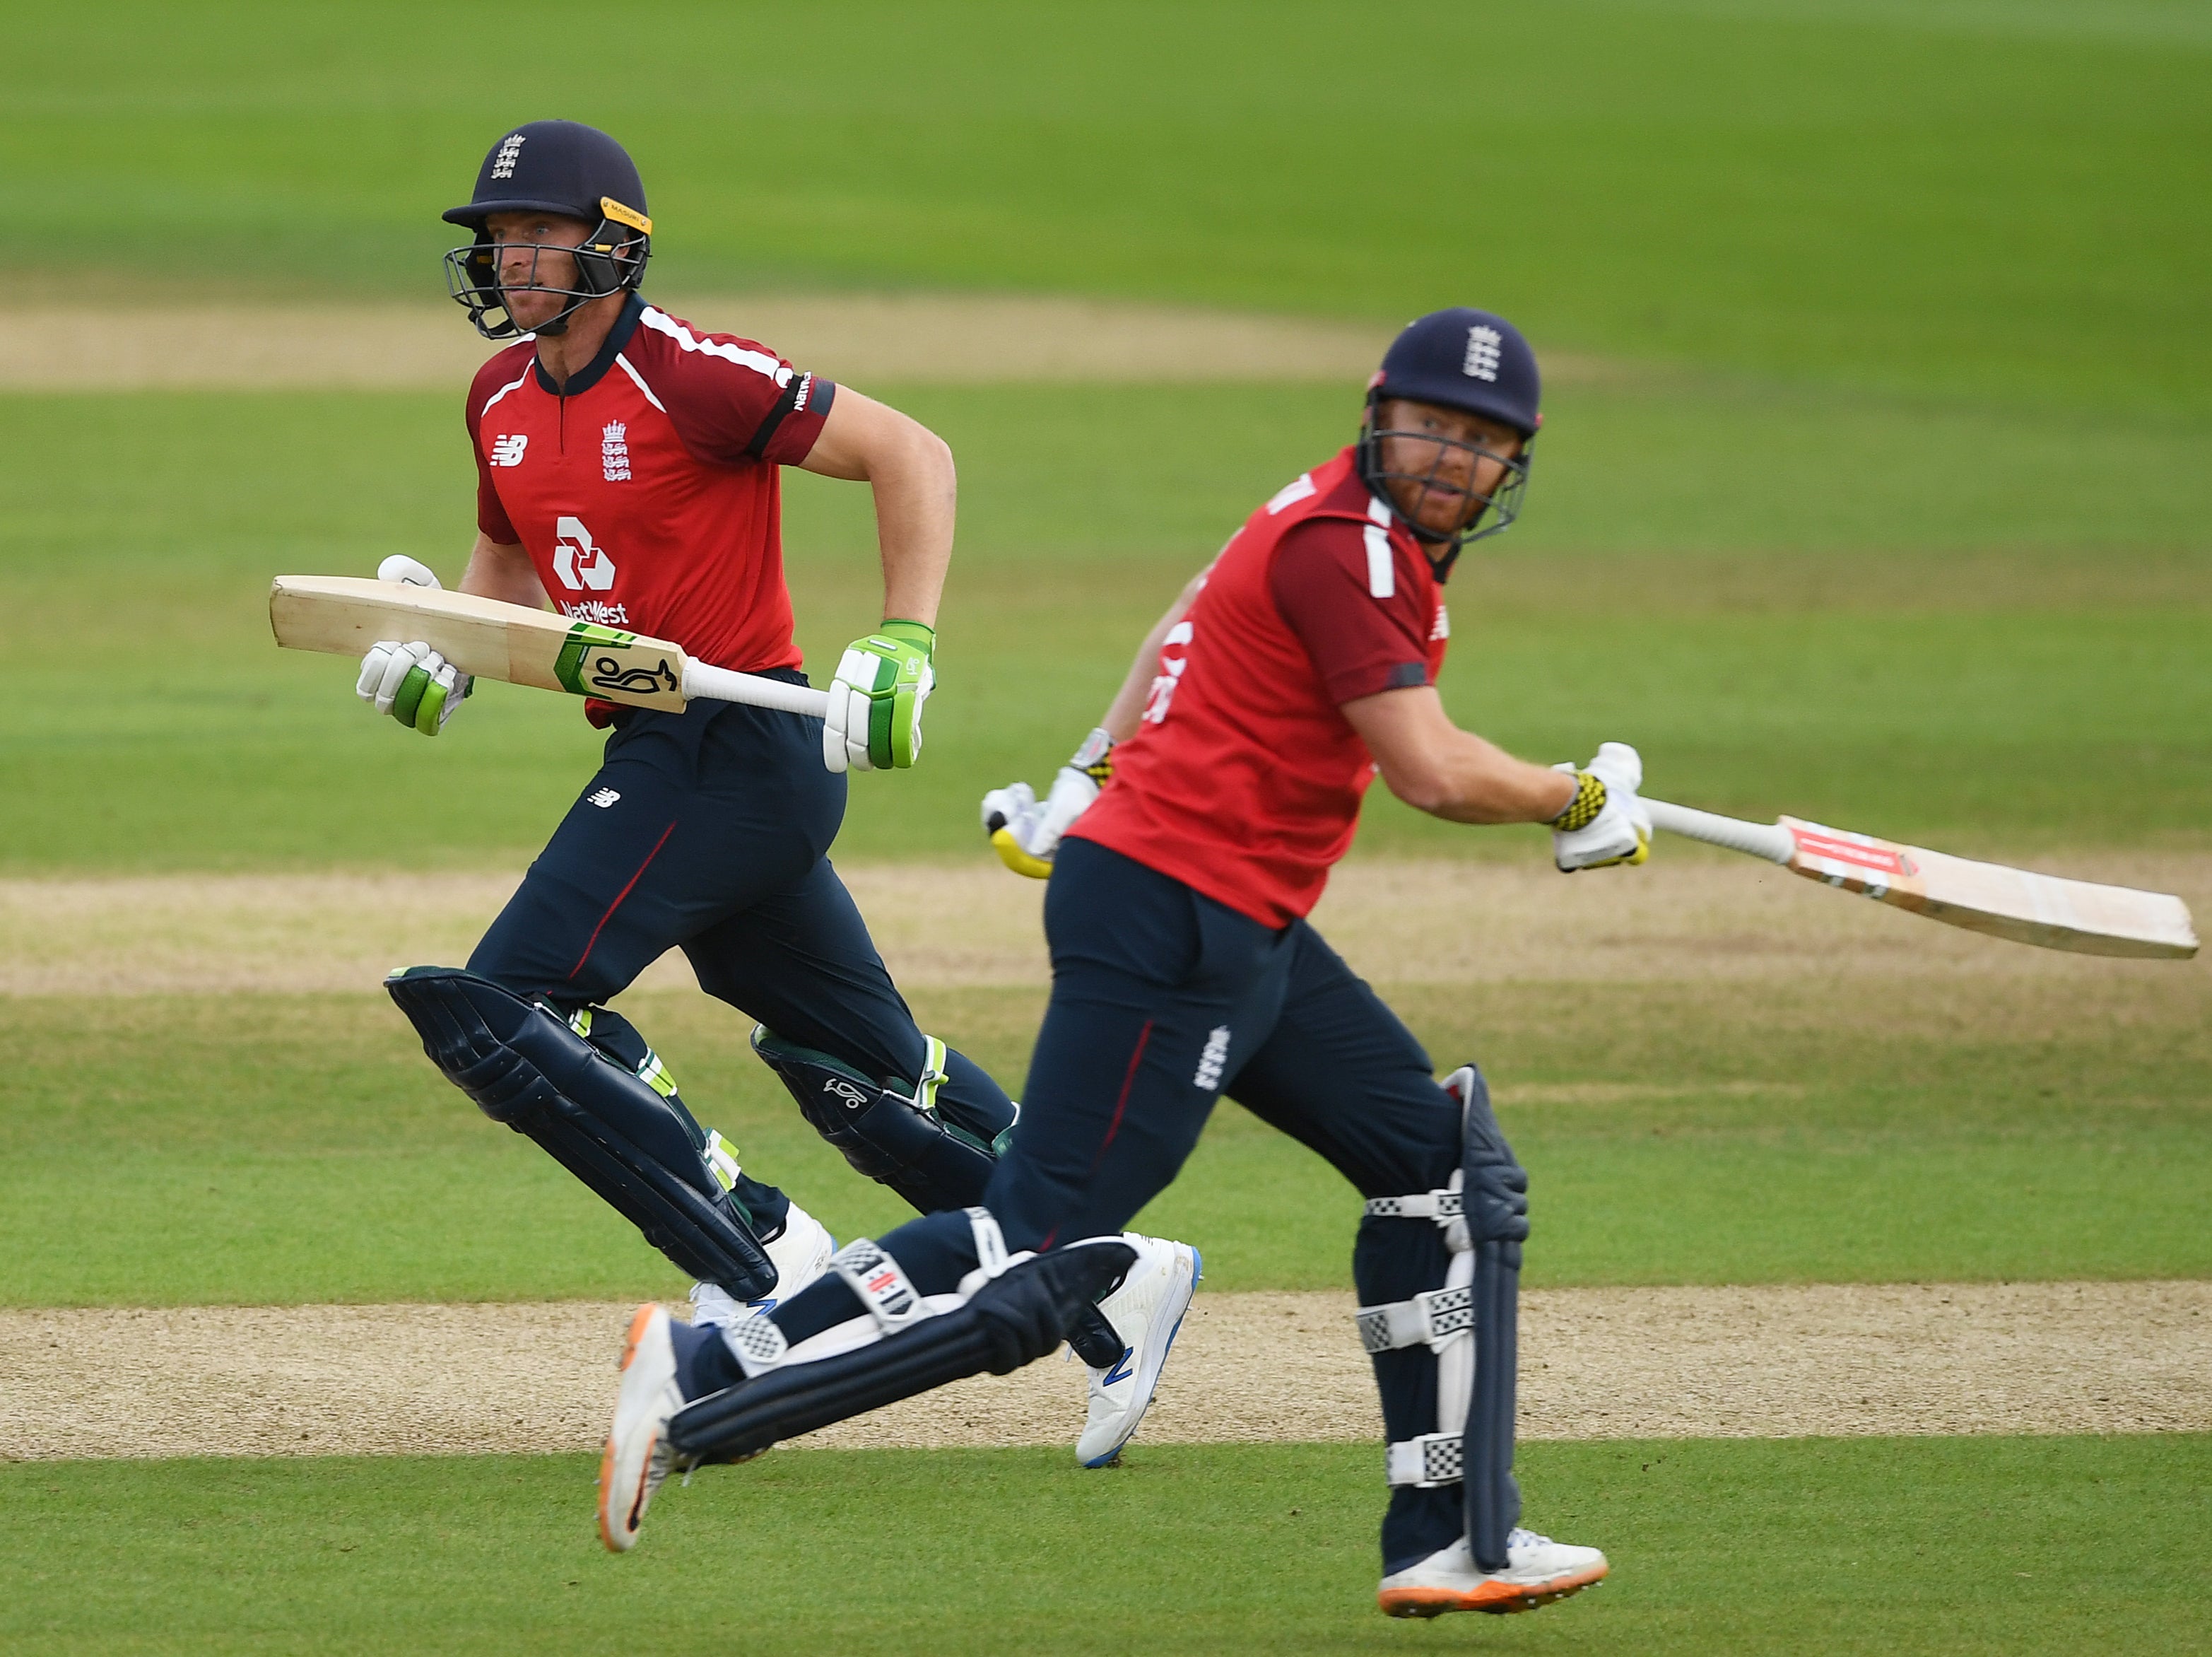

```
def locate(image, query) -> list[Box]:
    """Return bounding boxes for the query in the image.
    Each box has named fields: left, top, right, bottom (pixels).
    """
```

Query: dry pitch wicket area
left=5, top=4, right=2211, bottom=1653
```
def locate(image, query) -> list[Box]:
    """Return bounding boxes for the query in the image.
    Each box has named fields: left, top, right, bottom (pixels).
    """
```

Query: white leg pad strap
left=1355, top=1284, right=1476, bottom=1354
left=1387, top=1431, right=1465, bottom=1488
left=722, top=1312, right=791, bottom=1378
left=831, top=1238, right=931, bottom=1331
left=1364, top=1168, right=1471, bottom=1253
left=1362, top=1190, right=1459, bottom=1222
left=953, top=1205, right=1035, bottom=1296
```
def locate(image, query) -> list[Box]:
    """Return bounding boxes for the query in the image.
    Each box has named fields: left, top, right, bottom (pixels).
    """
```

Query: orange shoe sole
left=1379, top=1559, right=1608, bottom=1618
left=596, top=1303, right=663, bottom=1554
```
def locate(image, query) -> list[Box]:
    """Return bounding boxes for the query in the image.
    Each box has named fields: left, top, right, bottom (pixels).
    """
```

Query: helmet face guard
left=445, top=209, right=649, bottom=340
left=1356, top=394, right=1536, bottom=561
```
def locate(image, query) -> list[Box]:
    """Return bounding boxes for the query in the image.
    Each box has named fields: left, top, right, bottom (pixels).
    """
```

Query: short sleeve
left=1268, top=518, right=1432, bottom=704
left=463, top=358, right=523, bottom=544
left=637, top=319, right=837, bottom=468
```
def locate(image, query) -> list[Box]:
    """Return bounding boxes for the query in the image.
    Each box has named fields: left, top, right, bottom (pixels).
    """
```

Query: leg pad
left=749, top=1026, right=1124, bottom=1370
left=387, top=967, right=775, bottom=1299
left=667, top=1240, right=1136, bottom=1465
left=751, top=1026, right=1004, bottom=1213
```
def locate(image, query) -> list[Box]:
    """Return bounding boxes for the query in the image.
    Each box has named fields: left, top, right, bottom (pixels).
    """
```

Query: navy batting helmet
left=1356, top=308, right=1542, bottom=556
left=442, top=120, right=652, bottom=340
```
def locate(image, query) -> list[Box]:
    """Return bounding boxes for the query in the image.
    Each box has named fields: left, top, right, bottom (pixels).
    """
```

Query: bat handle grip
left=1644, top=798, right=1795, bottom=865
left=681, top=662, right=832, bottom=720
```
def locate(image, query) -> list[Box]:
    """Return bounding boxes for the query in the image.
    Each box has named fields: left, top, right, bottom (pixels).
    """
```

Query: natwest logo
left=552, top=515, right=616, bottom=591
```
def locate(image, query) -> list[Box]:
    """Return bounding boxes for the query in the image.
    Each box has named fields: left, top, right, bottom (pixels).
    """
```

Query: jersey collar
left=532, top=291, right=646, bottom=399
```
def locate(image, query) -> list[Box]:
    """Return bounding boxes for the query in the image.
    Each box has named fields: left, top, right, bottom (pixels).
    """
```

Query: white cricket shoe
left=688, top=1200, right=837, bottom=1330
left=1076, top=1234, right=1199, bottom=1468
left=1377, top=1528, right=1608, bottom=1617
left=597, top=1303, right=683, bottom=1554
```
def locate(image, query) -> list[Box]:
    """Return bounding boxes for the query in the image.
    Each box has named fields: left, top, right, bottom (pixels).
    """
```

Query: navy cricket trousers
left=466, top=686, right=1013, bottom=1211
left=854, top=835, right=1469, bottom=1567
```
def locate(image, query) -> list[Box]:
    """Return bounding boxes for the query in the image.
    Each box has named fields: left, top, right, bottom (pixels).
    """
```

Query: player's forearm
left=1342, top=686, right=1576, bottom=825
left=1100, top=571, right=1207, bottom=741
left=869, top=426, right=956, bottom=629
left=458, top=534, right=549, bottom=609
left=1398, top=730, right=1578, bottom=824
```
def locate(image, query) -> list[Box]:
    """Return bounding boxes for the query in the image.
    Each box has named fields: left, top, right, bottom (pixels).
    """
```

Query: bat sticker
left=587, top=657, right=682, bottom=696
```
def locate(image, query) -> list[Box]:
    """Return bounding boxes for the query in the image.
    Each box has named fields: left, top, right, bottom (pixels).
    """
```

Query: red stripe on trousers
left=1040, top=1017, right=1153, bottom=1252
left=567, top=820, right=677, bottom=981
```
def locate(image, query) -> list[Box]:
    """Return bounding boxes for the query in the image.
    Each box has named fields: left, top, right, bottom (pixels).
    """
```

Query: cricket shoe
left=1076, top=1234, right=1200, bottom=1468
left=688, top=1202, right=837, bottom=1330
left=598, top=1303, right=685, bottom=1553
left=1376, top=1529, right=1608, bottom=1617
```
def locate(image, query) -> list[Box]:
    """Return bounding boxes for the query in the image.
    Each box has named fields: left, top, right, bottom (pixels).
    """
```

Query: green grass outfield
left=2, top=5, right=2205, bottom=1647
left=7, top=977, right=2205, bottom=1306
left=4, top=1439, right=2207, bottom=1656
left=6, top=1, right=2208, bottom=418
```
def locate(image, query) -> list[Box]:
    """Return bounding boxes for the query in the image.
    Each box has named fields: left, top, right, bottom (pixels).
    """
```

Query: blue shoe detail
left=1079, top=1245, right=1201, bottom=1469
left=1100, top=1347, right=1136, bottom=1388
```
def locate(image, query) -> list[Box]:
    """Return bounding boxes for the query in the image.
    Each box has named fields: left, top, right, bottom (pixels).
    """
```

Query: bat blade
left=269, top=575, right=688, bottom=711
left=1779, top=817, right=2197, bottom=959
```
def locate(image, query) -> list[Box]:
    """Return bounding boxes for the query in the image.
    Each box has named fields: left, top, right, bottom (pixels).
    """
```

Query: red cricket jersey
left=464, top=294, right=834, bottom=721
left=1069, top=447, right=1451, bottom=927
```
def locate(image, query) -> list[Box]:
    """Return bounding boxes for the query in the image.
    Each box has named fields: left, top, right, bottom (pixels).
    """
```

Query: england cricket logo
left=552, top=515, right=616, bottom=591
left=491, top=132, right=525, bottom=180
left=1194, top=1025, right=1231, bottom=1090
left=601, top=422, right=631, bottom=482
left=1463, top=325, right=1503, bottom=382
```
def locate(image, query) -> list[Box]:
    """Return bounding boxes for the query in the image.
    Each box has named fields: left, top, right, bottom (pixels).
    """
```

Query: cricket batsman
left=363, top=120, right=1195, bottom=1465
left=598, top=308, right=1633, bottom=1617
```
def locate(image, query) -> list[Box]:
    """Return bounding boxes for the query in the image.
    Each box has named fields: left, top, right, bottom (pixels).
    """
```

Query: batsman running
left=363, top=120, right=1196, bottom=1466
left=600, top=310, right=1630, bottom=1617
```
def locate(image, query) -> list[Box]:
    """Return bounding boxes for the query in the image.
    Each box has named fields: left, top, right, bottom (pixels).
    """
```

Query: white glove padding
left=377, top=555, right=442, bottom=588
left=1550, top=741, right=1651, bottom=872
left=351, top=560, right=471, bottom=734
left=981, top=730, right=1112, bottom=879
left=356, top=640, right=470, bottom=735
left=981, top=781, right=1049, bottom=876
left=821, top=673, right=867, bottom=775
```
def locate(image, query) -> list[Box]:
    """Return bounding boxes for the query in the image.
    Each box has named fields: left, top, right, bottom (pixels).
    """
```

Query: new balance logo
left=553, top=515, right=616, bottom=591
left=1463, top=325, right=1503, bottom=382
left=490, top=433, right=527, bottom=467
left=1100, top=1347, right=1136, bottom=1387
left=587, top=787, right=620, bottom=809
left=490, top=133, right=525, bottom=180
left=1430, top=604, right=1450, bottom=641
left=601, top=421, right=630, bottom=482
left=1194, top=1024, right=1230, bottom=1091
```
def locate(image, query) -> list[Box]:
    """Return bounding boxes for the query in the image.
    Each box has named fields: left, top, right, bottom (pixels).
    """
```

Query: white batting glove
left=982, top=729, right=1114, bottom=879
left=353, top=558, right=471, bottom=736
left=1550, top=741, right=1651, bottom=872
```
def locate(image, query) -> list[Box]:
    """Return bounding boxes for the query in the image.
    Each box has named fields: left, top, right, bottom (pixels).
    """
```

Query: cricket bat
left=269, top=575, right=831, bottom=720
left=1643, top=798, right=2197, bottom=960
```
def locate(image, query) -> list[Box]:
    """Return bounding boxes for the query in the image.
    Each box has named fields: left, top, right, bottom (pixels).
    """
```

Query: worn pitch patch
left=5, top=853, right=2206, bottom=997
left=0, top=298, right=1651, bottom=392
left=2, top=1282, right=2205, bottom=1461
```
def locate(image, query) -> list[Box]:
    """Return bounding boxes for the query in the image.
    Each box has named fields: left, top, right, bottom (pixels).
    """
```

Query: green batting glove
left=357, top=640, right=472, bottom=736
left=823, top=619, right=935, bottom=772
